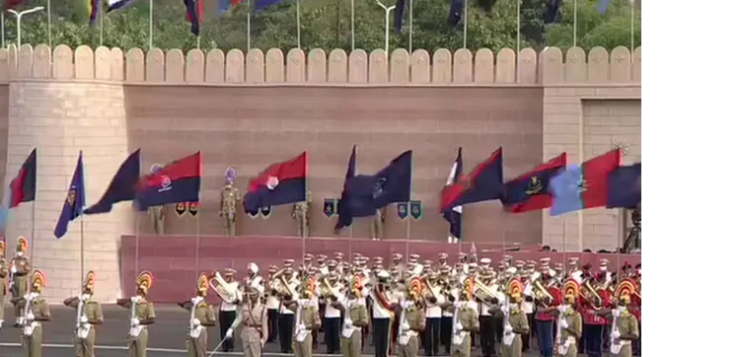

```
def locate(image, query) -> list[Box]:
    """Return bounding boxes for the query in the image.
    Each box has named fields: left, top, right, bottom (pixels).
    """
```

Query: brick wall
left=0, top=44, right=640, bottom=302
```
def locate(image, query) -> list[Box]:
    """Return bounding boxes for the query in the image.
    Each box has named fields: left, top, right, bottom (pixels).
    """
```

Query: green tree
left=545, top=0, right=641, bottom=50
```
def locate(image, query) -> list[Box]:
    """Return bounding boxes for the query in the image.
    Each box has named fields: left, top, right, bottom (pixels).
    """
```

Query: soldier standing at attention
left=370, top=208, right=385, bottom=241
left=11, top=236, right=32, bottom=327
left=63, top=271, right=104, bottom=357
left=178, top=273, right=216, bottom=357
left=450, top=284, right=478, bottom=357
left=116, top=271, right=156, bottom=357
left=556, top=294, right=582, bottom=357
left=220, top=167, right=240, bottom=237
left=227, top=285, right=268, bottom=357
left=147, top=165, right=166, bottom=235
left=598, top=290, right=639, bottom=357
left=292, top=191, right=311, bottom=238
left=0, top=241, right=8, bottom=329
left=337, top=277, right=369, bottom=357
left=14, top=270, right=51, bottom=357
left=500, top=288, right=529, bottom=357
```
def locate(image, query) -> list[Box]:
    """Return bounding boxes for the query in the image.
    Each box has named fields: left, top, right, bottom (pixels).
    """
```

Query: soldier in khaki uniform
left=287, top=279, right=322, bottom=357
left=116, top=271, right=156, bottom=357
left=605, top=296, right=639, bottom=357
left=0, top=241, right=8, bottom=329
left=11, top=236, right=32, bottom=327
left=227, top=285, right=268, bottom=357
left=292, top=191, right=311, bottom=238
left=370, top=207, right=385, bottom=240
left=13, top=270, right=51, bottom=357
left=63, top=271, right=104, bottom=357
left=450, top=278, right=478, bottom=357
left=501, top=291, right=529, bottom=357
left=396, top=277, right=426, bottom=357
left=555, top=280, right=582, bottom=357
left=220, top=167, right=240, bottom=237
left=178, top=273, right=216, bottom=357
left=336, top=276, right=369, bottom=357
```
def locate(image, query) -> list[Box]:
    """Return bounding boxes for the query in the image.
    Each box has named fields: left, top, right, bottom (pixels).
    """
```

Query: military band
left=0, top=238, right=642, bottom=357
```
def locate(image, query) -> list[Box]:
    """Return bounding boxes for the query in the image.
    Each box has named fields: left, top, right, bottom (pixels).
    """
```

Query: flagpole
left=195, top=203, right=201, bottom=281
left=350, top=0, right=355, bottom=51
left=1, top=14, right=5, bottom=48
left=572, top=0, right=578, bottom=47
left=46, top=0, right=51, bottom=47
left=98, top=5, right=103, bottom=46
left=247, top=0, right=252, bottom=50
left=630, top=0, right=635, bottom=52
left=296, top=1, right=301, bottom=49
left=134, top=212, right=140, bottom=275
left=577, top=78, right=585, bottom=252
left=80, top=212, right=86, bottom=291
left=30, top=201, right=37, bottom=263
left=408, top=0, right=413, bottom=53
left=462, top=0, right=467, bottom=49
left=149, top=0, right=154, bottom=50
left=515, top=0, right=521, bottom=82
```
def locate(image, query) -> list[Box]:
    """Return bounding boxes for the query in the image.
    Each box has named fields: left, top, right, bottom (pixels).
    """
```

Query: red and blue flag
left=442, top=148, right=463, bottom=241
left=503, top=153, right=567, bottom=213
left=550, top=149, right=621, bottom=216
left=439, top=148, right=505, bottom=212
left=8, top=148, right=37, bottom=208
left=243, top=152, right=308, bottom=213
left=607, top=163, right=641, bottom=209
left=85, top=150, right=141, bottom=215
left=135, top=152, right=202, bottom=210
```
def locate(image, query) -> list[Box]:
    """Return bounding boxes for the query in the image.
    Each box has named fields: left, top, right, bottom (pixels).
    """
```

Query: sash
left=371, top=287, right=394, bottom=318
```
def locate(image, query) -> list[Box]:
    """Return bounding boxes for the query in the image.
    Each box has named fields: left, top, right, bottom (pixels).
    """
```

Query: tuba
left=473, top=276, right=500, bottom=304
left=532, top=275, right=556, bottom=308
left=581, top=277, right=604, bottom=310
left=209, top=271, right=239, bottom=303
left=422, top=276, right=443, bottom=303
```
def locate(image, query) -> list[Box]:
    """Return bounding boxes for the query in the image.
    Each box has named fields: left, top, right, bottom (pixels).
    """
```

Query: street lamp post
left=375, top=1, right=396, bottom=56
left=6, top=6, right=45, bottom=50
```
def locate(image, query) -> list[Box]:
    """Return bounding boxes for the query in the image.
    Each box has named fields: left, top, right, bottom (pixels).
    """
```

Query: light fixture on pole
left=375, top=0, right=396, bottom=57
left=6, top=6, right=45, bottom=50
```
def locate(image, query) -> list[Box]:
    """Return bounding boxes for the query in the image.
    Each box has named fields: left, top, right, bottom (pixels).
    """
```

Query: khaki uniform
left=341, top=301, right=369, bottom=357
left=20, top=297, right=51, bottom=357
left=128, top=300, right=156, bottom=357
left=371, top=209, right=385, bottom=239
left=451, top=307, right=478, bottom=357
left=186, top=302, right=216, bottom=357
left=0, top=259, right=7, bottom=323
left=610, top=311, right=639, bottom=357
left=556, top=308, right=581, bottom=357
left=292, top=201, right=310, bottom=238
left=502, top=308, right=529, bottom=357
left=397, top=305, right=426, bottom=357
left=11, top=256, right=31, bottom=323
left=220, top=185, right=239, bottom=237
left=70, top=298, right=104, bottom=357
left=294, top=305, right=321, bottom=357
left=232, top=301, right=268, bottom=357
left=148, top=206, right=165, bottom=235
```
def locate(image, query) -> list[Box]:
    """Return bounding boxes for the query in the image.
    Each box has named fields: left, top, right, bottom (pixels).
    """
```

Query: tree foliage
left=2, top=0, right=640, bottom=52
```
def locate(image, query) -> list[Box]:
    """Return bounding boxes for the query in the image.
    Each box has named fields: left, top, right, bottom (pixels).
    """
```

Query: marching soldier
left=370, top=207, right=386, bottom=241
left=0, top=241, right=8, bottom=329
left=450, top=280, right=478, bottom=357
left=556, top=281, right=582, bottom=357
left=292, top=191, right=311, bottom=238
left=63, top=271, right=104, bottom=357
left=116, top=271, right=156, bottom=357
left=220, top=167, right=240, bottom=237
left=265, top=265, right=280, bottom=343
left=278, top=261, right=299, bottom=354
left=178, top=273, right=216, bottom=357
left=148, top=165, right=165, bottom=235
left=600, top=281, right=639, bottom=357
left=286, top=279, right=322, bottom=357
left=227, top=284, right=268, bottom=357
left=500, top=291, right=528, bottom=357
left=396, top=277, right=426, bottom=357
left=218, top=268, right=239, bottom=352
left=11, top=236, right=32, bottom=327
left=337, top=275, right=370, bottom=357
left=370, top=270, right=398, bottom=357
left=14, top=270, right=51, bottom=357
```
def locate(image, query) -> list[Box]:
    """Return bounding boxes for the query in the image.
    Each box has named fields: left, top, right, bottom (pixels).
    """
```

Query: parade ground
left=0, top=305, right=576, bottom=357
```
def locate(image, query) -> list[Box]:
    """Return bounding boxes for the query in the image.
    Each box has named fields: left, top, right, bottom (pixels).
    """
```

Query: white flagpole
left=408, top=0, right=413, bottom=53
left=515, top=0, right=521, bottom=82
left=296, top=1, right=301, bottom=48
left=247, top=0, right=252, bottom=50
left=2, top=14, right=5, bottom=48
left=463, top=0, right=468, bottom=49
left=630, top=0, right=635, bottom=52
left=375, top=1, right=396, bottom=57
left=98, top=5, right=103, bottom=46
left=572, top=0, right=578, bottom=47
left=149, top=0, right=154, bottom=49
left=46, top=0, right=51, bottom=47
left=351, top=0, right=355, bottom=50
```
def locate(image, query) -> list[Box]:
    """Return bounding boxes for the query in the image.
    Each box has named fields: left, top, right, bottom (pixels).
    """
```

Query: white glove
left=499, top=305, right=509, bottom=315
left=454, top=301, right=465, bottom=309
left=612, top=308, right=621, bottom=318
left=401, top=321, right=411, bottom=331
left=131, top=296, right=142, bottom=303
left=557, top=305, right=567, bottom=313
left=454, top=322, right=463, bottom=331
left=10, top=266, right=17, bottom=274
left=80, top=294, right=91, bottom=302
left=559, top=319, right=569, bottom=329
left=80, top=315, right=89, bottom=324
left=191, top=296, right=204, bottom=305
left=226, top=328, right=234, bottom=339
left=611, top=329, right=621, bottom=339
left=298, top=324, right=307, bottom=332
left=131, top=318, right=140, bottom=326
left=401, top=300, right=413, bottom=309
left=25, top=312, right=34, bottom=321
left=503, top=324, right=513, bottom=334
left=191, top=318, right=201, bottom=327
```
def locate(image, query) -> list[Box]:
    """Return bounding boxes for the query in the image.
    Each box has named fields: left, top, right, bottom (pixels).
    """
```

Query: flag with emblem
left=503, top=153, right=567, bottom=213
left=243, top=152, right=308, bottom=213
left=54, top=152, right=86, bottom=239
left=335, top=146, right=367, bottom=231
left=134, top=152, right=202, bottom=211
left=439, top=148, right=504, bottom=212
left=344, top=150, right=413, bottom=213
left=606, top=162, right=641, bottom=209
left=550, top=149, right=621, bottom=216
left=442, top=147, right=463, bottom=243
left=84, top=149, right=142, bottom=215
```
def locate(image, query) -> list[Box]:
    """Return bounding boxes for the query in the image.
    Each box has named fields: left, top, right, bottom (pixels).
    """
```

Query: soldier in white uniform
left=218, top=268, right=239, bottom=352
left=265, top=265, right=280, bottom=343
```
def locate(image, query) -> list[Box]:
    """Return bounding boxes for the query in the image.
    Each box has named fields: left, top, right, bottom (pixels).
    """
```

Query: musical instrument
left=318, top=276, right=341, bottom=300
left=581, top=277, right=604, bottom=310
left=76, top=271, right=95, bottom=339
left=22, top=270, right=45, bottom=335
left=130, top=271, right=154, bottom=338
left=422, top=276, right=443, bottom=303
left=532, top=274, right=556, bottom=308
left=474, top=274, right=503, bottom=306
left=210, top=271, right=240, bottom=304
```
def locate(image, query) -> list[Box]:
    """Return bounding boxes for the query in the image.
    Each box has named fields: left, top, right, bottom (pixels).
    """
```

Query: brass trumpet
left=209, top=271, right=239, bottom=303
left=532, top=277, right=554, bottom=307
left=581, top=278, right=604, bottom=310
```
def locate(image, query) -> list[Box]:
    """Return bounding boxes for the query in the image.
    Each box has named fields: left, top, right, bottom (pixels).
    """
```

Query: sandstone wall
left=0, top=44, right=640, bottom=302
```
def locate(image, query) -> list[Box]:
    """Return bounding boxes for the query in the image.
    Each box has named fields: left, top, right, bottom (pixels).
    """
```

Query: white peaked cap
left=249, top=263, right=259, bottom=274
left=377, top=270, right=391, bottom=279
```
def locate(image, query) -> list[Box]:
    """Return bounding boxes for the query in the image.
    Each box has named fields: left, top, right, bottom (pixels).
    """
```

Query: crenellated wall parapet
left=0, top=44, right=641, bottom=85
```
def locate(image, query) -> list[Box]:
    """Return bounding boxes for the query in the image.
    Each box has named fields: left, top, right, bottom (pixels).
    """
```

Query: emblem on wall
left=175, top=202, right=187, bottom=216
left=188, top=202, right=199, bottom=217
left=612, top=138, right=630, bottom=156
left=323, top=198, right=338, bottom=218
left=260, top=206, right=272, bottom=219
left=396, top=203, right=409, bottom=220
left=409, top=200, right=423, bottom=220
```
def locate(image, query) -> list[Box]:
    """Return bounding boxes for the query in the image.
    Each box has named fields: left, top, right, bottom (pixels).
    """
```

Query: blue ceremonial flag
left=84, top=150, right=141, bottom=215
left=335, top=146, right=363, bottom=231
left=606, top=163, right=641, bottom=209
left=549, top=165, right=584, bottom=216
left=54, top=152, right=87, bottom=239
left=442, top=148, right=463, bottom=242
